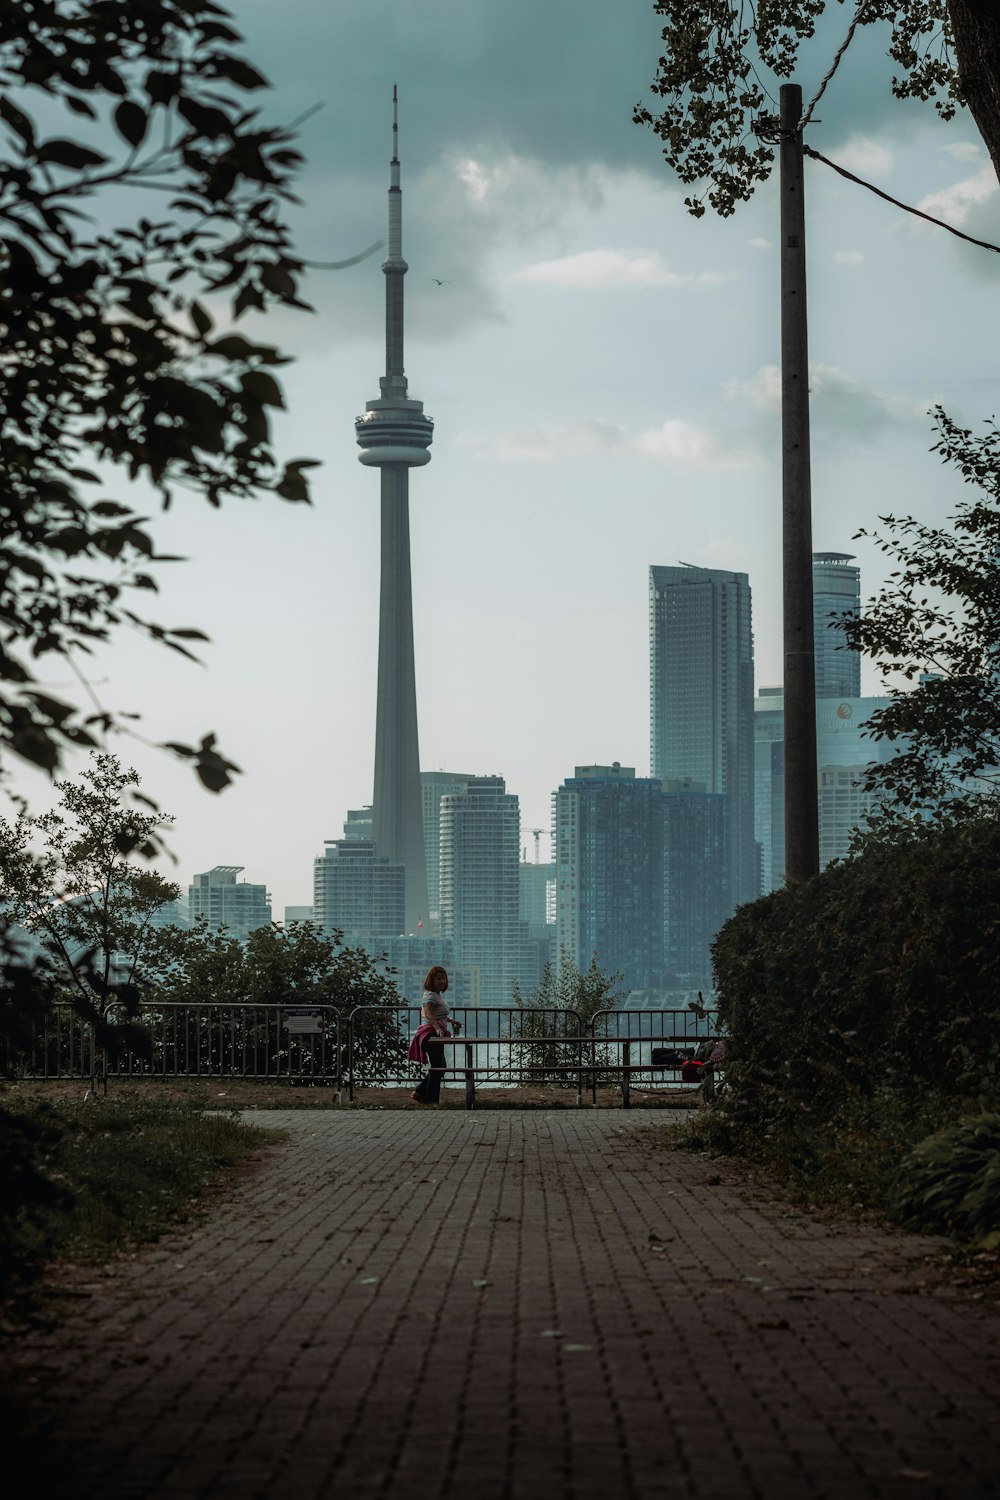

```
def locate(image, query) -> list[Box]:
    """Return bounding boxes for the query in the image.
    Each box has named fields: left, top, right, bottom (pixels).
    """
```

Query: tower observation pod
left=355, top=87, right=431, bottom=934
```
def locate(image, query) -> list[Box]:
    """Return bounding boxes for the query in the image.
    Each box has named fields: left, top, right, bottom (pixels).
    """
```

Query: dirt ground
left=4, top=1077, right=701, bottom=1111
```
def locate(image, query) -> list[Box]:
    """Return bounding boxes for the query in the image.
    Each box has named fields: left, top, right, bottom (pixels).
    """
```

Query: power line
left=802, top=144, right=1000, bottom=256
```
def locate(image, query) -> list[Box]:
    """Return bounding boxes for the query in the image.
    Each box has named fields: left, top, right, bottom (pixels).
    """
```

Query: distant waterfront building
left=649, top=564, right=756, bottom=910
left=755, top=693, right=898, bottom=889
left=284, top=905, right=314, bottom=926
left=147, top=899, right=190, bottom=932
left=813, top=552, right=861, bottom=699
left=519, top=859, right=555, bottom=935
left=350, top=934, right=481, bottom=1009
left=554, top=764, right=665, bottom=993
left=754, top=687, right=787, bottom=891
left=662, top=779, right=730, bottom=981
left=519, top=857, right=556, bottom=988
left=342, top=808, right=374, bottom=842
left=187, top=866, right=271, bottom=940
left=420, top=771, right=477, bottom=930
left=313, top=840, right=405, bottom=939
left=440, top=777, right=522, bottom=1006
left=818, top=767, right=886, bottom=867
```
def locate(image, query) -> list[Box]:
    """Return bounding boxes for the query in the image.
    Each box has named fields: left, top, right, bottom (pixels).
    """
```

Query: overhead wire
left=802, top=144, right=1000, bottom=255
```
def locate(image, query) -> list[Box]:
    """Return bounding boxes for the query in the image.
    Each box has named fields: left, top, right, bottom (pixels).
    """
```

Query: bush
left=712, top=816, right=1000, bottom=1132
left=700, top=816, right=1000, bottom=1223
left=894, top=1113, right=1000, bottom=1246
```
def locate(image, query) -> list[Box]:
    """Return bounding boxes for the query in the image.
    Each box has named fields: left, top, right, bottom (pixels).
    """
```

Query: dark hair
left=422, top=965, right=448, bottom=993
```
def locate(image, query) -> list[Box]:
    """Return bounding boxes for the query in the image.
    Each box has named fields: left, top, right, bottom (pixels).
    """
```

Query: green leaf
left=145, top=69, right=180, bottom=105
left=211, top=57, right=269, bottom=91
left=207, top=334, right=259, bottom=360
left=240, top=370, right=284, bottom=408
left=114, top=101, right=149, bottom=149
left=37, top=139, right=109, bottom=170
left=0, top=95, right=35, bottom=146
left=190, top=300, right=213, bottom=336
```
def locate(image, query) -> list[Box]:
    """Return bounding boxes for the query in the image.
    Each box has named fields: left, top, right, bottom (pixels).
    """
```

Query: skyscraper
left=355, top=88, right=431, bottom=934
left=649, top=564, right=756, bottom=909
left=813, top=552, right=861, bottom=698
left=420, top=770, right=477, bottom=929
left=662, top=779, right=730, bottom=979
left=754, top=690, right=898, bottom=891
left=313, top=840, right=405, bottom=939
left=440, top=777, right=521, bottom=1006
left=187, top=866, right=271, bottom=940
left=754, top=686, right=786, bottom=892
left=554, top=764, right=665, bottom=993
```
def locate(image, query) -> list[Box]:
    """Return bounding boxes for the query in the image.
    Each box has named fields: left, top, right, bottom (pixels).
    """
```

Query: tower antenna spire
left=355, top=89, right=433, bottom=935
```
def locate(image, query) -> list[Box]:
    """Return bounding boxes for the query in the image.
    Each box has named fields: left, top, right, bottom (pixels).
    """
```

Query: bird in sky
left=431, top=277, right=447, bottom=285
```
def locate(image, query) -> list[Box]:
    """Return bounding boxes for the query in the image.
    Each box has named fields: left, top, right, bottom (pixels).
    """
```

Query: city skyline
left=3, top=1, right=995, bottom=920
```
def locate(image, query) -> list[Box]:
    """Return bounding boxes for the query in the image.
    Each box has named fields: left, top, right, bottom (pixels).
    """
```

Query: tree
left=155, top=918, right=402, bottom=1012
left=152, top=918, right=404, bottom=1084
left=0, top=0, right=328, bottom=791
left=0, top=752, right=179, bottom=1044
left=635, top=2, right=1000, bottom=217
left=514, top=954, right=624, bottom=1087
left=841, top=407, right=1000, bottom=817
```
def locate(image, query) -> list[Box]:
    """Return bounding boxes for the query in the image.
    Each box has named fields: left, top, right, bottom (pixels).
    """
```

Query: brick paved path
left=3, top=1110, right=999, bottom=1500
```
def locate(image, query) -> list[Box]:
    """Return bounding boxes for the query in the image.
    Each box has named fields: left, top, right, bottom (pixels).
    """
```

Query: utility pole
left=779, top=83, right=819, bottom=883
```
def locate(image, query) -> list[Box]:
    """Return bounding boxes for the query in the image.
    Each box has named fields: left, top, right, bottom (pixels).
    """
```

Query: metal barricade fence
left=346, top=1005, right=587, bottom=1101
left=4, top=1002, right=99, bottom=1081
left=4, top=1002, right=342, bottom=1090
left=5, top=1002, right=720, bottom=1107
left=590, top=1008, right=722, bottom=1107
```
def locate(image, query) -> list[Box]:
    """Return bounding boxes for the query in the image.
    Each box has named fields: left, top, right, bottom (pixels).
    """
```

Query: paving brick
left=1, top=1110, right=998, bottom=1500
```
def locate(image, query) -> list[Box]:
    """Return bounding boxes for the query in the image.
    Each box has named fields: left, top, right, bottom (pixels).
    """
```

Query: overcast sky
left=9, top=1, right=1000, bottom=916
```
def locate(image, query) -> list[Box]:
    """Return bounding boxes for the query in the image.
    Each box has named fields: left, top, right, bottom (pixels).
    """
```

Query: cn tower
left=356, top=87, right=431, bottom=933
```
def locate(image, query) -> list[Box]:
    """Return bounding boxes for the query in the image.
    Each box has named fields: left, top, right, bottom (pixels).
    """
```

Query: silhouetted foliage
left=894, top=1111, right=1000, bottom=1245
left=0, top=753, right=179, bottom=1024
left=0, top=0, right=319, bottom=789
left=697, top=814, right=1000, bottom=1225
left=842, top=408, right=1000, bottom=820
left=636, top=2, right=1000, bottom=217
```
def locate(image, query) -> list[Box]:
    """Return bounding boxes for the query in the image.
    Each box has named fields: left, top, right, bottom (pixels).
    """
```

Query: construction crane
left=522, top=827, right=549, bottom=864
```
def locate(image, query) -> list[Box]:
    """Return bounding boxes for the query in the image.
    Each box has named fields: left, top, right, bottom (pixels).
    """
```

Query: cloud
left=459, top=414, right=753, bottom=469
left=450, top=153, right=607, bottom=225
left=635, top=420, right=751, bottom=469
left=515, top=248, right=722, bottom=289
left=748, top=237, right=771, bottom=251
left=834, top=137, right=894, bottom=178
left=917, top=163, right=998, bottom=228
left=725, top=362, right=931, bottom=442
left=458, top=419, right=626, bottom=463
left=943, top=142, right=984, bottom=162
left=832, top=250, right=864, bottom=265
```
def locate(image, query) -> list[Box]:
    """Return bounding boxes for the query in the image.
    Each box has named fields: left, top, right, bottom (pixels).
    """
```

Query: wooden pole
left=780, top=83, right=820, bottom=883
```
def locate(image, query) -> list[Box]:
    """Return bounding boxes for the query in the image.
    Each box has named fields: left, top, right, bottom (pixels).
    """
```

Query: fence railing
left=4, top=1003, right=721, bottom=1108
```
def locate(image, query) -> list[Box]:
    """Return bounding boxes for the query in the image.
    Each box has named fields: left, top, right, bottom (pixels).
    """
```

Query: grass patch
left=638, top=1089, right=968, bottom=1222
left=1, top=1090, right=280, bottom=1302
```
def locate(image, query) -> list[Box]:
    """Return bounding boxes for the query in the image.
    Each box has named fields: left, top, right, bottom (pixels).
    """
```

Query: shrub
left=712, top=816, right=1000, bottom=1137
left=700, top=816, right=1000, bottom=1224
left=894, top=1113, right=1000, bottom=1246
